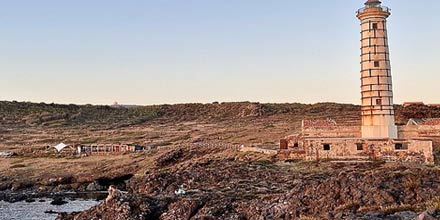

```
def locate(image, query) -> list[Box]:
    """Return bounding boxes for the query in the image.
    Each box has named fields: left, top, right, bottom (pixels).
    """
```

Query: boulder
left=106, top=185, right=123, bottom=203
left=51, top=197, right=68, bottom=206
left=413, top=212, right=436, bottom=220
left=86, top=182, right=104, bottom=191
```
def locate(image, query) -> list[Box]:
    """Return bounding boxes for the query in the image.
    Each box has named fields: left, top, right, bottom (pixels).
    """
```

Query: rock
left=55, top=148, right=440, bottom=220
left=0, top=182, right=11, bottom=191
left=0, top=151, right=15, bottom=157
left=69, top=193, right=162, bottom=220
left=51, top=197, right=68, bottom=206
left=174, top=189, right=186, bottom=196
left=86, top=182, right=104, bottom=191
left=156, top=149, right=183, bottom=167
left=334, top=212, right=343, bottom=219
left=161, top=199, right=203, bottom=220
left=412, top=211, right=436, bottom=220
left=10, top=181, right=34, bottom=191
left=106, top=185, right=123, bottom=203
left=25, top=198, right=36, bottom=203
left=392, top=211, right=418, bottom=220
left=42, top=176, right=74, bottom=186
left=56, top=212, right=77, bottom=220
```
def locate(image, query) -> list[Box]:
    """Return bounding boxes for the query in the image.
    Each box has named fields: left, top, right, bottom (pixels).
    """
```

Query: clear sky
left=0, top=0, right=439, bottom=105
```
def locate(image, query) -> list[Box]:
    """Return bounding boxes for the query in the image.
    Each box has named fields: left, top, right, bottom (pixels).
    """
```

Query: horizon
left=0, top=99, right=431, bottom=107
left=1, top=0, right=439, bottom=105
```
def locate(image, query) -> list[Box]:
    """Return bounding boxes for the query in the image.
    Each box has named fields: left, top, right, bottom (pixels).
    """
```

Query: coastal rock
left=413, top=211, right=436, bottom=220
left=86, top=182, right=104, bottom=191
left=51, top=197, right=68, bottom=206
left=70, top=186, right=163, bottom=220
left=106, top=185, right=123, bottom=203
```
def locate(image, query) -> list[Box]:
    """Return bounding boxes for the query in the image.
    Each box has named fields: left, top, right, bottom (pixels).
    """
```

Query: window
left=376, top=99, right=382, bottom=105
left=293, top=143, right=299, bottom=148
left=372, top=23, right=378, bottom=30
left=395, top=143, right=408, bottom=150
left=356, top=143, right=364, bottom=151
left=374, top=61, right=380, bottom=67
left=323, top=144, right=330, bottom=151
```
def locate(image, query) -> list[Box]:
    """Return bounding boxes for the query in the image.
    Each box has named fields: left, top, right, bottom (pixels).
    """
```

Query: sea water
left=0, top=198, right=100, bottom=220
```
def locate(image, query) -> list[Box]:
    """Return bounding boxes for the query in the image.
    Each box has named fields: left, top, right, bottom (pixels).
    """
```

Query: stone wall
left=239, top=146, right=278, bottom=155
left=302, top=126, right=361, bottom=139
left=399, top=125, right=440, bottom=151
left=399, top=125, right=440, bottom=139
left=279, top=125, right=437, bottom=164
left=294, top=138, right=433, bottom=164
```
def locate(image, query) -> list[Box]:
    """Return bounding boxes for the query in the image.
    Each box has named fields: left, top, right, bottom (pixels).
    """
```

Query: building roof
left=365, top=0, right=381, bottom=5
left=403, top=102, right=424, bottom=107
left=421, top=118, right=440, bottom=126
left=407, top=118, right=440, bottom=126
left=54, top=143, right=69, bottom=152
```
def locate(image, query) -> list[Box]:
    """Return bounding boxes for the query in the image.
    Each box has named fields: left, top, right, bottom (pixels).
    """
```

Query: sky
left=0, top=0, right=439, bottom=105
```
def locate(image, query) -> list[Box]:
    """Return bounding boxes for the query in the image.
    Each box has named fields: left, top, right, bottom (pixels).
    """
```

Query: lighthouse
left=278, top=1, right=435, bottom=164
left=357, top=0, right=397, bottom=139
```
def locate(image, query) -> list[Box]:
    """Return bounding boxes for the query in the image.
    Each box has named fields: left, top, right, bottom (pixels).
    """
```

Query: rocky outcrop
left=71, top=186, right=165, bottom=220
left=63, top=152, right=440, bottom=220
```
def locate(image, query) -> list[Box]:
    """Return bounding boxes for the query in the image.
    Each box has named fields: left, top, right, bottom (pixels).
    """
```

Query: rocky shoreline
left=59, top=184, right=440, bottom=220
left=3, top=146, right=440, bottom=219
left=59, top=146, right=440, bottom=219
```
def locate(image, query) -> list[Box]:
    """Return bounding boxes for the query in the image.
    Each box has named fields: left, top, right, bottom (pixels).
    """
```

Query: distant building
left=407, top=118, right=440, bottom=126
left=403, top=102, right=425, bottom=107
left=77, top=144, right=145, bottom=155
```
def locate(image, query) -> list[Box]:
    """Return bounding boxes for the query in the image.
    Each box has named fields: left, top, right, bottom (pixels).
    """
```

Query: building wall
left=302, top=126, right=361, bottom=138
left=399, top=125, right=440, bottom=139
left=279, top=137, right=433, bottom=164
left=301, top=138, right=433, bottom=164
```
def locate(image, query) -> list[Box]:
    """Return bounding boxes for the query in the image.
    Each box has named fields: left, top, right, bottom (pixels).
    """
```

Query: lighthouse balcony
left=357, top=6, right=390, bottom=14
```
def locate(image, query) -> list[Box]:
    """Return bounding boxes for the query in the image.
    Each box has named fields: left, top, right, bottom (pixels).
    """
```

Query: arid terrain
left=1, top=101, right=440, bottom=219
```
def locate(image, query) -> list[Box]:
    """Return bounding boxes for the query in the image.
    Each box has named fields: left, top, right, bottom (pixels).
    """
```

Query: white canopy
left=54, top=143, right=68, bottom=152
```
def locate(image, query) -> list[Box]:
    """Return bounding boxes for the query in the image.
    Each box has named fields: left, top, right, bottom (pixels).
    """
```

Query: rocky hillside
left=2, top=101, right=440, bottom=220
left=60, top=146, right=440, bottom=220
left=2, top=101, right=440, bottom=128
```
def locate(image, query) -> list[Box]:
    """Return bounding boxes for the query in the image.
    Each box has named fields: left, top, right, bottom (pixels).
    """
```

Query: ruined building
left=279, top=0, right=435, bottom=164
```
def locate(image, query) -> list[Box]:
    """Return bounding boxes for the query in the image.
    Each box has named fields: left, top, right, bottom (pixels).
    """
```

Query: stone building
left=279, top=0, right=435, bottom=164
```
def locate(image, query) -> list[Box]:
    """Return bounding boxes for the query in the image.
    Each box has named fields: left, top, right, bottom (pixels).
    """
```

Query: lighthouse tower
left=357, top=0, right=397, bottom=139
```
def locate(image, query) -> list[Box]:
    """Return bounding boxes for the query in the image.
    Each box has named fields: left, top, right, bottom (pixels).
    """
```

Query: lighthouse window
left=374, top=61, right=380, bottom=67
left=323, top=144, right=331, bottom=151
left=372, top=23, right=378, bottom=30
left=376, top=99, right=382, bottom=105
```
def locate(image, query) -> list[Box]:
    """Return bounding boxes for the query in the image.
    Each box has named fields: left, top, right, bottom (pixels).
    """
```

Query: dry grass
left=380, top=204, right=419, bottom=215
left=425, top=196, right=440, bottom=212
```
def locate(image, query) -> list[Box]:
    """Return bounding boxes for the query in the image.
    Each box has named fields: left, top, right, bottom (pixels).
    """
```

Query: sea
left=0, top=198, right=100, bottom=220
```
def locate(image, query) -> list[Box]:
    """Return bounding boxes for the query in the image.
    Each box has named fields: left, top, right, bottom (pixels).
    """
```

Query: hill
left=2, top=101, right=440, bottom=147
left=2, top=101, right=440, bottom=219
